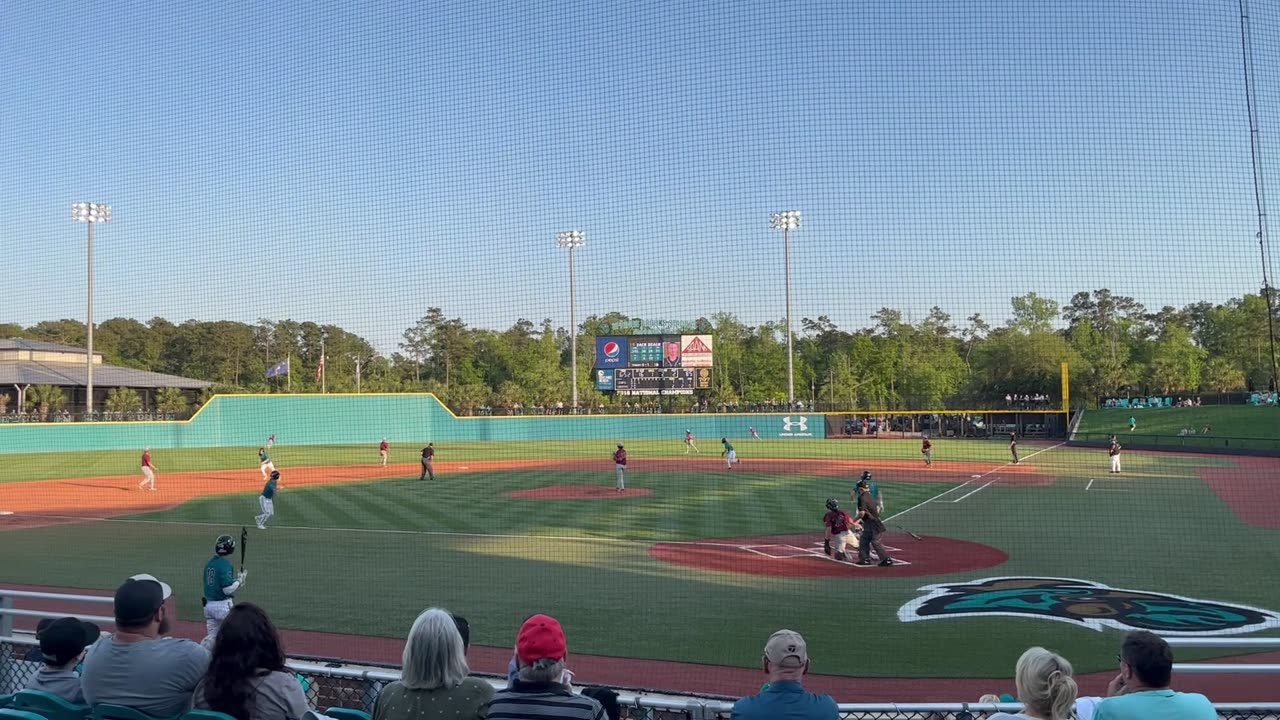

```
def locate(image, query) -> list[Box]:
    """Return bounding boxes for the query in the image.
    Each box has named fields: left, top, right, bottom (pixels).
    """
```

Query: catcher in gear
left=822, top=498, right=861, bottom=561
left=202, top=534, right=248, bottom=648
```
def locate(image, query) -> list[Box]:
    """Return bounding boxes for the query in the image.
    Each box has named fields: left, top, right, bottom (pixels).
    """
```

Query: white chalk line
left=1086, top=478, right=1095, bottom=491
left=888, top=441, right=1066, bottom=519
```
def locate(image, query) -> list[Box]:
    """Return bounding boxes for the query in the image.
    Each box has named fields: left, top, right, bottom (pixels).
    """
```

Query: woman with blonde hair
left=372, top=608, right=493, bottom=720
left=989, top=647, right=1078, bottom=720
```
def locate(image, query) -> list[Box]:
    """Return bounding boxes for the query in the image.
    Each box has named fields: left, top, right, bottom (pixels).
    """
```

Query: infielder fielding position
left=139, top=448, right=157, bottom=491
left=201, top=534, right=247, bottom=647
left=255, top=470, right=279, bottom=529
left=613, top=443, right=627, bottom=492
left=721, top=438, right=739, bottom=468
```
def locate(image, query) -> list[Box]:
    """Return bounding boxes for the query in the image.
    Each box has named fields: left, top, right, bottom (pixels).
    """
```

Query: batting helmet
left=860, top=470, right=872, bottom=482
left=825, top=498, right=839, bottom=511
left=215, top=534, right=235, bottom=556
left=270, top=470, right=280, bottom=481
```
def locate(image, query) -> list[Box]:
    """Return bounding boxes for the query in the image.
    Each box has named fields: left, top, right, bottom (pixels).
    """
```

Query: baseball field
left=4, top=409, right=1280, bottom=699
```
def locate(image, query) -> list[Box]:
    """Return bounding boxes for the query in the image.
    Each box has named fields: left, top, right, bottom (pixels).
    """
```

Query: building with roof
left=0, top=338, right=211, bottom=417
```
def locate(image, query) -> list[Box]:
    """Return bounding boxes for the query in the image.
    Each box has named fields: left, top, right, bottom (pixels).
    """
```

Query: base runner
left=255, top=471, right=279, bottom=529
left=685, top=430, right=699, bottom=454
left=201, top=534, right=247, bottom=647
left=258, top=447, right=275, bottom=479
left=139, top=448, right=157, bottom=491
left=613, top=443, right=627, bottom=492
left=822, top=498, right=861, bottom=561
left=379, top=438, right=389, bottom=466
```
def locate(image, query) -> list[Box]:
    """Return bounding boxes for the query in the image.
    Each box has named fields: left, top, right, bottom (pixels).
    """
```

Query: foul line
left=888, top=441, right=1065, bottom=518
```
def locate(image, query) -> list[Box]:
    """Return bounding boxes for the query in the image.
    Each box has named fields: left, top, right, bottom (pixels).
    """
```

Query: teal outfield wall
left=0, top=394, right=825, bottom=453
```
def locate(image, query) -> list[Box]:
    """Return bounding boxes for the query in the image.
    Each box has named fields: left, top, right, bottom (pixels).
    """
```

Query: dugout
left=825, top=411, right=1066, bottom=439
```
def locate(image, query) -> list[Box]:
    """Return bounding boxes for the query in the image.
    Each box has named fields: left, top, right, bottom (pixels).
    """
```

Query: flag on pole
left=266, top=359, right=290, bottom=379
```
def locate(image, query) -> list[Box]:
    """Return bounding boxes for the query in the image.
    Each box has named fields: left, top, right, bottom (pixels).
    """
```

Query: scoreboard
left=615, top=367, right=700, bottom=395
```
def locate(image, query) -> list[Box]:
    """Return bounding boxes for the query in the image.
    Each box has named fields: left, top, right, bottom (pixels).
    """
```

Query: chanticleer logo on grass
left=898, top=577, right=1280, bottom=635
left=779, top=416, right=812, bottom=437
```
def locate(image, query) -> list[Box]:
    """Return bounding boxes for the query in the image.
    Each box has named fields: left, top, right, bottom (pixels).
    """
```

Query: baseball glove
left=823, top=538, right=832, bottom=556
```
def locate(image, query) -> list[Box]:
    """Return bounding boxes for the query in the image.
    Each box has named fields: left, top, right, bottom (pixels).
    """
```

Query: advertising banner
left=595, top=368, right=615, bottom=392
left=681, top=334, right=714, bottom=367
left=595, top=337, right=629, bottom=368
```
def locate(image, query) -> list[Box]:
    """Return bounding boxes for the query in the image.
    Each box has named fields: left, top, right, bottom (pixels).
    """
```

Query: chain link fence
left=4, top=637, right=1279, bottom=720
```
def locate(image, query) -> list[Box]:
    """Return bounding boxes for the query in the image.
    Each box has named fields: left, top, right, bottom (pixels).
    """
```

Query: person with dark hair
left=25, top=617, right=102, bottom=703
left=1094, top=631, right=1214, bottom=720
left=22, top=618, right=56, bottom=663
left=195, top=603, right=310, bottom=720
left=451, top=613, right=471, bottom=651
left=581, top=687, right=620, bottom=720
left=81, top=574, right=210, bottom=717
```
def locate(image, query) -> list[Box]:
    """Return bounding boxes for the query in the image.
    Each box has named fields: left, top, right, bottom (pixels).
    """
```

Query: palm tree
left=105, top=387, right=143, bottom=414
left=26, top=385, right=67, bottom=421
left=155, top=387, right=189, bottom=413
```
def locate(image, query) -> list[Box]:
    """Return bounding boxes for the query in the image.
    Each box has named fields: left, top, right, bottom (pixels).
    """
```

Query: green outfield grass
left=2, top=439, right=1277, bottom=680
left=1078, top=405, right=1280, bottom=443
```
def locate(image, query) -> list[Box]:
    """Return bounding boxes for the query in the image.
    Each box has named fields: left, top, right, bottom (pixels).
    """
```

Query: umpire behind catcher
left=855, top=479, right=895, bottom=567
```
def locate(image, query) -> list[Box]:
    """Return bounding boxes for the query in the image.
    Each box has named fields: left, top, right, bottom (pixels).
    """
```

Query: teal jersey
left=723, top=441, right=734, bottom=452
left=259, top=450, right=269, bottom=463
left=262, top=477, right=277, bottom=499
left=203, top=556, right=235, bottom=601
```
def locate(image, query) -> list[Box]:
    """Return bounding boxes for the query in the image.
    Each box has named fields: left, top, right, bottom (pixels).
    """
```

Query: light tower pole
left=770, top=211, right=801, bottom=406
left=72, top=202, right=112, bottom=416
left=556, top=231, right=586, bottom=410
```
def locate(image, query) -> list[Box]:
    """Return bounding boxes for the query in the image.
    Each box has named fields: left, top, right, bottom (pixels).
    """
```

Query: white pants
left=615, top=464, right=626, bottom=490
left=202, top=599, right=233, bottom=647
left=380, top=449, right=388, bottom=466
left=832, top=530, right=859, bottom=557
left=140, top=467, right=156, bottom=489
left=1110, top=455, right=1121, bottom=472
left=256, top=496, right=274, bottom=526
left=261, top=460, right=275, bottom=478
left=726, top=450, right=737, bottom=466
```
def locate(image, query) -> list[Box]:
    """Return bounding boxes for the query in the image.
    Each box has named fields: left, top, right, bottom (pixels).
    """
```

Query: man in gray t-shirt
left=81, top=574, right=210, bottom=718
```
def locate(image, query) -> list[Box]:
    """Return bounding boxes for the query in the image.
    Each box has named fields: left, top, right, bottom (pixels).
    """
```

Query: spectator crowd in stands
left=1004, top=393, right=1055, bottom=410
left=19, top=572, right=1216, bottom=720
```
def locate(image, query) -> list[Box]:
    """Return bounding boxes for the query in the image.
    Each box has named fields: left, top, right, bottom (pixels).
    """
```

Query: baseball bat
left=240, top=526, right=248, bottom=572
left=895, top=524, right=923, bottom=541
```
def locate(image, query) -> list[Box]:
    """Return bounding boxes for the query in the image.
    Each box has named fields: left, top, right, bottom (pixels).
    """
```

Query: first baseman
left=258, top=447, right=275, bottom=479
left=202, top=534, right=247, bottom=647
left=255, top=470, right=279, bottom=529
left=139, top=448, right=157, bottom=491
left=721, top=438, right=739, bottom=468
left=613, top=443, right=627, bottom=492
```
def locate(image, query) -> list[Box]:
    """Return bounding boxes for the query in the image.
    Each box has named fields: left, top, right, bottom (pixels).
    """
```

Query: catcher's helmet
left=825, top=498, right=839, bottom=511
left=214, top=534, right=235, bottom=556
left=270, top=470, right=280, bottom=481
left=860, top=470, right=872, bottom=482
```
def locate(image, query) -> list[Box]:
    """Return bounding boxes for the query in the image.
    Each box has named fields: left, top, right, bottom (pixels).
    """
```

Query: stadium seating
left=90, top=705, right=161, bottom=720
left=323, top=708, right=371, bottom=720
left=0, top=710, right=49, bottom=720
left=0, top=698, right=13, bottom=710
left=180, top=712, right=236, bottom=720
left=11, top=691, right=89, bottom=720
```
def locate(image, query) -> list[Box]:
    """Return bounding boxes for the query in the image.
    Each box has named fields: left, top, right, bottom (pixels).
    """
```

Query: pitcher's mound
left=507, top=485, right=654, bottom=500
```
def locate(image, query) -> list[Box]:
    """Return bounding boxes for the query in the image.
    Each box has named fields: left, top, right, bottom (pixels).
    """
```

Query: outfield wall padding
left=0, top=394, right=825, bottom=453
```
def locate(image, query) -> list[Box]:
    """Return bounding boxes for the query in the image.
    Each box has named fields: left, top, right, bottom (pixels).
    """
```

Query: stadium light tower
left=72, top=202, right=112, bottom=416
left=556, top=231, right=586, bottom=410
left=770, top=210, right=801, bottom=406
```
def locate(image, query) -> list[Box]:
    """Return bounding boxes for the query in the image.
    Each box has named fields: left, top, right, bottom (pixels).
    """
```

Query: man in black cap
left=80, top=574, right=210, bottom=717
left=25, top=616, right=102, bottom=703
left=855, top=479, right=895, bottom=567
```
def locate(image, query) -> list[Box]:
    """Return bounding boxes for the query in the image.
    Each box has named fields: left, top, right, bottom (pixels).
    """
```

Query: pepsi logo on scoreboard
left=595, top=337, right=629, bottom=368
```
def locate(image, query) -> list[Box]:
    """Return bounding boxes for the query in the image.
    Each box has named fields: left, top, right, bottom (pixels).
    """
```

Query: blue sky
left=2, top=0, right=1277, bottom=353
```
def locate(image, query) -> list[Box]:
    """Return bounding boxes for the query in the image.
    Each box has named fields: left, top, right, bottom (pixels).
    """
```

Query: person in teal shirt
left=721, top=438, right=739, bottom=468
left=255, top=471, right=279, bottom=529
left=201, top=535, right=246, bottom=647
left=1094, top=631, right=1214, bottom=720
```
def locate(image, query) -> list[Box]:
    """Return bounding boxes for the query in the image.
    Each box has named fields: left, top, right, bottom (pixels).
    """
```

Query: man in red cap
left=487, top=614, right=606, bottom=720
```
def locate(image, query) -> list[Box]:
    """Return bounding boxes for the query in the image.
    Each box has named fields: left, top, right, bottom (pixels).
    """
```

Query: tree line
left=3, top=287, right=1276, bottom=413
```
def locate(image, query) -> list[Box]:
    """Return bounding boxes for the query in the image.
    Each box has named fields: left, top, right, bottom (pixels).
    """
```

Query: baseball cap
left=516, top=614, right=567, bottom=663
left=114, top=573, right=173, bottom=626
left=764, top=629, right=808, bottom=669
left=38, top=617, right=101, bottom=665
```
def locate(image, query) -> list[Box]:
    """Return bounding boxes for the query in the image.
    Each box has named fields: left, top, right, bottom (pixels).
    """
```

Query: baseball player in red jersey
left=138, top=448, right=157, bottom=491
left=921, top=436, right=933, bottom=467
left=822, top=498, right=861, bottom=561
left=684, top=430, right=699, bottom=454
left=379, top=438, right=389, bottom=466
left=613, top=443, right=627, bottom=492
